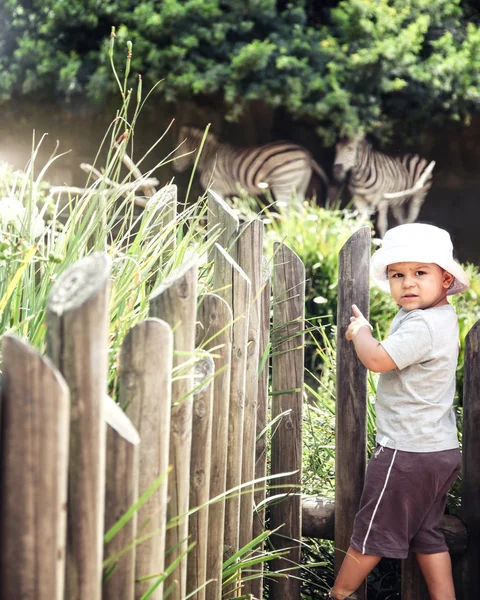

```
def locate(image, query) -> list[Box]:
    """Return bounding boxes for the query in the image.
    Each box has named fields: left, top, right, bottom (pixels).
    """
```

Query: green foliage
left=0, top=45, right=305, bottom=597
left=451, top=263, right=480, bottom=401
left=0, top=58, right=215, bottom=392
left=2, top=1, right=480, bottom=141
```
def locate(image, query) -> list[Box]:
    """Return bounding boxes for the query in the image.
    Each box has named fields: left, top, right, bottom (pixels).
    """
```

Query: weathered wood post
left=117, top=318, right=173, bottom=599
left=196, top=294, right=233, bottom=600
left=237, top=220, right=264, bottom=555
left=187, top=354, right=215, bottom=600
left=0, top=336, right=70, bottom=600
left=46, top=252, right=110, bottom=600
left=208, top=189, right=240, bottom=254
left=149, top=260, right=198, bottom=600
left=269, top=242, right=305, bottom=600
left=456, top=320, right=480, bottom=599
left=213, top=244, right=251, bottom=566
left=335, top=227, right=371, bottom=598
left=103, top=421, right=140, bottom=600
left=250, top=265, right=271, bottom=600
left=209, top=191, right=243, bottom=571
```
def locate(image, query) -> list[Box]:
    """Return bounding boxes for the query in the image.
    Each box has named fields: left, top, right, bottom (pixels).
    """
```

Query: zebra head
left=172, top=126, right=215, bottom=172
left=333, top=136, right=365, bottom=182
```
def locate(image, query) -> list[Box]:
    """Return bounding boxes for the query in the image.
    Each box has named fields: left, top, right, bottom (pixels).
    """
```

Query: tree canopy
left=1, top=0, right=480, bottom=143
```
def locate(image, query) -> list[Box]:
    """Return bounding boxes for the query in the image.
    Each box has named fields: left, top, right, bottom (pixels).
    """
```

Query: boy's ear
left=443, top=270, right=455, bottom=289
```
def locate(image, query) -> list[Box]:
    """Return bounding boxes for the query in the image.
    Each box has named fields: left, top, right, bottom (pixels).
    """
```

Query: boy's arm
left=346, top=304, right=397, bottom=373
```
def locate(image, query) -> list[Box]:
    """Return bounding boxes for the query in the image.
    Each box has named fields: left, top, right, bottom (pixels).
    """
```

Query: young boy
left=330, top=223, right=470, bottom=600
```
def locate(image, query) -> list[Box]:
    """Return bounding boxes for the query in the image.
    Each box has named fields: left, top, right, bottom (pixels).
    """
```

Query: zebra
left=172, top=126, right=329, bottom=206
left=333, top=136, right=435, bottom=237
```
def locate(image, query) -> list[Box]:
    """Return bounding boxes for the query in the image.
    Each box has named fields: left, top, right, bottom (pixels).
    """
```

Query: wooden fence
left=0, top=187, right=305, bottom=600
left=1, top=188, right=478, bottom=600
left=302, top=226, right=480, bottom=600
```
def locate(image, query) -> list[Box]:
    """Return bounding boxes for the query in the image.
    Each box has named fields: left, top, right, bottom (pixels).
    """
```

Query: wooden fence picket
left=334, top=227, right=370, bottom=597
left=213, top=244, right=251, bottom=566
left=119, top=318, right=173, bottom=599
left=149, top=261, right=198, bottom=600
left=269, top=242, right=305, bottom=600
left=208, top=189, right=240, bottom=255
left=237, top=220, right=265, bottom=556
left=46, top=252, right=111, bottom=600
left=188, top=355, right=215, bottom=600
left=250, top=271, right=271, bottom=600
left=103, top=426, right=139, bottom=600
left=456, top=321, right=480, bottom=599
left=196, top=293, right=233, bottom=600
left=0, top=335, right=70, bottom=600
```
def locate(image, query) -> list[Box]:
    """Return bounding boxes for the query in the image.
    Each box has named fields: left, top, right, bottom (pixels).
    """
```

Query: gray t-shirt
left=376, top=304, right=459, bottom=452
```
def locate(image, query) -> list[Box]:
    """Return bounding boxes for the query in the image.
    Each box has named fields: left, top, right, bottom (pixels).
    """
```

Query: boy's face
left=387, top=262, right=454, bottom=311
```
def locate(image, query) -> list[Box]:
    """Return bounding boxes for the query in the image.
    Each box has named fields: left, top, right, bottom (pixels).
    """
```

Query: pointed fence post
left=187, top=355, right=215, bottom=600
left=213, top=244, right=251, bottom=566
left=46, top=252, right=111, bottom=600
left=456, top=321, right=480, bottom=599
left=335, top=227, right=371, bottom=599
left=103, top=424, right=140, bottom=600
left=196, top=293, right=233, bottom=600
left=0, top=335, right=70, bottom=600
left=269, top=242, right=305, bottom=600
left=236, top=220, right=264, bottom=555
left=208, top=189, right=240, bottom=254
left=116, top=318, right=173, bottom=600
left=250, top=267, right=271, bottom=600
left=149, top=260, right=198, bottom=600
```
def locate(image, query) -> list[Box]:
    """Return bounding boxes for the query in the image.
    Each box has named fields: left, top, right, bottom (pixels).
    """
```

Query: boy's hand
left=346, top=304, right=373, bottom=341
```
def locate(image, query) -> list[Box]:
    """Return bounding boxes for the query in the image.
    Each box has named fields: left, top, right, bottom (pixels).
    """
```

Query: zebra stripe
left=173, top=126, right=329, bottom=205
left=333, top=137, right=434, bottom=237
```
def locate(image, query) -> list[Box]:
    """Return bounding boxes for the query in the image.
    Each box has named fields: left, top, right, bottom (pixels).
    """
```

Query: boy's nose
left=402, top=276, right=415, bottom=287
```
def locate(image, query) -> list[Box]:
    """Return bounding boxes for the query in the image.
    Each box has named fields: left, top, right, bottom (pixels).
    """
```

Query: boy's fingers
left=351, top=304, right=374, bottom=331
left=352, top=304, right=363, bottom=317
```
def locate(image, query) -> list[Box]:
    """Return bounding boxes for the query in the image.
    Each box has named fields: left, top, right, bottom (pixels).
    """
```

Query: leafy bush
left=2, top=1, right=480, bottom=142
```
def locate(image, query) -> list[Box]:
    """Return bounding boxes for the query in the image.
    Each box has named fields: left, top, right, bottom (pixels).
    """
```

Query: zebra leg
left=376, top=200, right=389, bottom=238
left=272, top=187, right=303, bottom=209
left=352, top=196, right=371, bottom=224
left=294, top=175, right=310, bottom=206
left=391, top=203, right=406, bottom=225
left=406, top=192, right=426, bottom=223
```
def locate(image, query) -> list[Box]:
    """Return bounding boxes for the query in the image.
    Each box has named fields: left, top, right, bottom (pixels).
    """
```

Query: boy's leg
left=330, top=545, right=381, bottom=600
left=415, top=552, right=456, bottom=600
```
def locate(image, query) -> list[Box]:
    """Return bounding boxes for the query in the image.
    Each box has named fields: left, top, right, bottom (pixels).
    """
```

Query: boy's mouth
left=401, top=294, right=418, bottom=299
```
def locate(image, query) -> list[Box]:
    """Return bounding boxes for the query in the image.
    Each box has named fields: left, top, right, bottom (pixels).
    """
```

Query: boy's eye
left=391, top=273, right=403, bottom=278
left=416, top=271, right=426, bottom=276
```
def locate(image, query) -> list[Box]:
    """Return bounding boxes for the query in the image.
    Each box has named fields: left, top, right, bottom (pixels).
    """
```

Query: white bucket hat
left=371, top=223, right=469, bottom=296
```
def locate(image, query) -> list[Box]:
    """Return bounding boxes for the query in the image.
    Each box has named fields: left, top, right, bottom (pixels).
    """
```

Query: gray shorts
left=350, top=446, right=461, bottom=559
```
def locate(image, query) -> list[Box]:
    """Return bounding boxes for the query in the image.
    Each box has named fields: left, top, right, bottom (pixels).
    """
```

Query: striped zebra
left=333, top=137, right=435, bottom=237
left=173, top=126, right=329, bottom=206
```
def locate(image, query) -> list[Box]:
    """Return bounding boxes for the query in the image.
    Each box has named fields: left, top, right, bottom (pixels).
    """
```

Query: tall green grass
left=0, top=33, right=306, bottom=599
